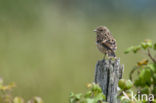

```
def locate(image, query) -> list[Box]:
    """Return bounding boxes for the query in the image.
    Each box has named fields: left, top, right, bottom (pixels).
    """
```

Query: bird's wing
left=101, top=40, right=116, bottom=57
left=101, top=39, right=117, bottom=51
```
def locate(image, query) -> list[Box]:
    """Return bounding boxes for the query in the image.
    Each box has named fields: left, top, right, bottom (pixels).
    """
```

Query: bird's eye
left=99, top=29, right=103, bottom=31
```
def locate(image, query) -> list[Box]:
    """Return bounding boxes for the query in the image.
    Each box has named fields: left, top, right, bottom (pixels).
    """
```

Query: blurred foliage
left=69, top=83, right=106, bottom=103
left=118, top=39, right=156, bottom=103
left=0, top=78, right=43, bottom=103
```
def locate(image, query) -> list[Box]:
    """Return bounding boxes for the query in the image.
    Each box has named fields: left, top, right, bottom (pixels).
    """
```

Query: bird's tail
left=108, top=51, right=116, bottom=57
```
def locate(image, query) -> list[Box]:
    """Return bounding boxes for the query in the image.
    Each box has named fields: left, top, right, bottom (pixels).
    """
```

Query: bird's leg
left=103, top=53, right=106, bottom=60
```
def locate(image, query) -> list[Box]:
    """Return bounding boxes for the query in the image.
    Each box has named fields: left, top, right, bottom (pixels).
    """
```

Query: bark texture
left=95, top=59, right=124, bottom=103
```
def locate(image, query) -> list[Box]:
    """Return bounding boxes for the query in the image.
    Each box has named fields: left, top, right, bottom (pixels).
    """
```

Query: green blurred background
left=0, top=0, right=156, bottom=103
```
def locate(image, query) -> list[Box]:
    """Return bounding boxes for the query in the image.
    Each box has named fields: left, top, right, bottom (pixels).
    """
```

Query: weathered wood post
left=95, top=59, right=124, bottom=103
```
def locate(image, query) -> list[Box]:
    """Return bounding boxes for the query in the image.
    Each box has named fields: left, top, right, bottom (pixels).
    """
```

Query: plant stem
left=147, top=49, right=156, bottom=64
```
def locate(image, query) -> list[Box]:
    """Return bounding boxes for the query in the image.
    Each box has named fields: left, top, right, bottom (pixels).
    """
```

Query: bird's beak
left=93, top=29, right=97, bottom=32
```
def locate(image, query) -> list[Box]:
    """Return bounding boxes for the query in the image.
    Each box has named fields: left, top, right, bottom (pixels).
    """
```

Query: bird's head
left=93, top=26, right=110, bottom=35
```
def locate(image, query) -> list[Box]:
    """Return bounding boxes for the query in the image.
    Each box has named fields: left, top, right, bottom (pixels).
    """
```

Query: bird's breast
left=96, top=43, right=107, bottom=54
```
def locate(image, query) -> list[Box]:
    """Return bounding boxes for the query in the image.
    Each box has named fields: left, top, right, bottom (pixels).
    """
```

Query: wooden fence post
left=95, top=59, right=124, bottom=103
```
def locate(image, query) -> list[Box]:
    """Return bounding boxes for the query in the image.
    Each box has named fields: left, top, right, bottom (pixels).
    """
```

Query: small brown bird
left=94, top=26, right=117, bottom=58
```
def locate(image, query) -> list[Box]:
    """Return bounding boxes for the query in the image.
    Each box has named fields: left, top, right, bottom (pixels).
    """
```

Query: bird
left=93, top=26, right=117, bottom=58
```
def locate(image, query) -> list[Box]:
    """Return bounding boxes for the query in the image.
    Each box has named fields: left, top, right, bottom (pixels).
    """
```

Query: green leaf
left=146, top=41, right=152, bottom=48
left=118, top=79, right=133, bottom=90
left=75, top=93, right=82, bottom=100
left=153, top=74, right=156, bottom=84
left=132, top=45, right=141, bottom=53
left=141, top=40, right=152, bottom=49
left=94, top=93, right=106, bottom=101
left=134, top=68, right=152, bottom=87
left=124, top=80, right=133, bottom=90
left=69, top=92, right=74, bottom=98
left=140, top=86, right=150, bottom=94
left=141, top=69, right=151, bottom=85
left=134, top=79, right=142, bottom=87
left=91, top=83, right=102, bottom=93
left=69, top=92, right=81, bottom=103
left=141, top=42, right=148, bottom=49
left=147, top=63, right=156, bottom=72
left=124, top=45, right=141, bottom=54
left=124, top=46, right=134, bottom=54
left=85, top=91, right=92, bottom=97
left=85, top=98, right=95, bottom=103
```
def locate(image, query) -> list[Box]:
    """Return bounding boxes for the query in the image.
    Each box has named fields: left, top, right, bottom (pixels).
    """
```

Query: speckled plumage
left=94, top=26, right=117, bottom=57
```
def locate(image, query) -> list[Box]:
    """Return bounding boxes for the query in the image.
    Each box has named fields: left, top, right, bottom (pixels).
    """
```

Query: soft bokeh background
left=0, top=0, right=156, bottom=103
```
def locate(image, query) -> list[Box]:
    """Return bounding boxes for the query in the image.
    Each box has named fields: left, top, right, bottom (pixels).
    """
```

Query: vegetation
left=69, top=39, right=156, bottom=103
left=0, top=78, right=43, bottom=103
left=119, top=39, right=156, bottom=103
left=69, top=83, right=106, bottom=103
